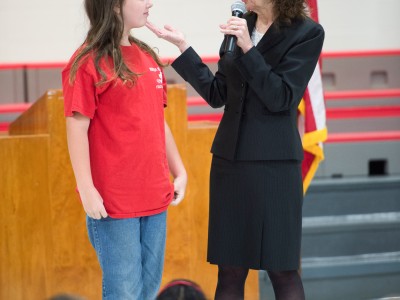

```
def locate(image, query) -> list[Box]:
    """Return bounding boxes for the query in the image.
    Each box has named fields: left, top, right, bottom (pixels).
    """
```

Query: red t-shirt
left=62, top=43, right=174, bottom=218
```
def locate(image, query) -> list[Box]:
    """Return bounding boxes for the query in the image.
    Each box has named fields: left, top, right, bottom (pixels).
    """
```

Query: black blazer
left=172, top=13, right=325, bottom=161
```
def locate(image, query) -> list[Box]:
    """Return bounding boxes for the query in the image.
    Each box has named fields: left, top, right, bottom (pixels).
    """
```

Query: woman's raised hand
left=146, top=21, right=189, bottom=53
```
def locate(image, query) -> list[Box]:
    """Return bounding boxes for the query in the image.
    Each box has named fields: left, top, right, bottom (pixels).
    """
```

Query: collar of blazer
left=245, top=12, right=287, bottom=54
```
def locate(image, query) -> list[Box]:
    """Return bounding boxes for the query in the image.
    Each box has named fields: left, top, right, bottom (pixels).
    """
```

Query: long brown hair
left=69, top=0, right=165, bottom=86
left=271, top=0, right=309, bottom=26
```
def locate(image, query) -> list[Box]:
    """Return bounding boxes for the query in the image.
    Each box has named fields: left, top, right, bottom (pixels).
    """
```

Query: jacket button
left=241, top=83, right=244, bottom=88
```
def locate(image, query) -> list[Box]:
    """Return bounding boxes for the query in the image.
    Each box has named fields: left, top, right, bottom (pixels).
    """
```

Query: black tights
left=267, top=270, right=305, bottom=300
left=215, top=266, right=305, bottom=300
left=215, top=266, right=249, bottom=300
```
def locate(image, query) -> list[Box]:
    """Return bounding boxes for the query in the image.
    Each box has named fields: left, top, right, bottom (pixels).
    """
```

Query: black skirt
left=207, top=155, right=303, bottom=271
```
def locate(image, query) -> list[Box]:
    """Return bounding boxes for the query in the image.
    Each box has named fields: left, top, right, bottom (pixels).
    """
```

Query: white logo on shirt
left=149, top=67, right=163, bottom=89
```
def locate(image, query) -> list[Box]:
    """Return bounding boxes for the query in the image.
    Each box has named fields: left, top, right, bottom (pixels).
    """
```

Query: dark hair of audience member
left=157, top=279, right=207, bottom=300
left=48, top=293, right=85, bottom=300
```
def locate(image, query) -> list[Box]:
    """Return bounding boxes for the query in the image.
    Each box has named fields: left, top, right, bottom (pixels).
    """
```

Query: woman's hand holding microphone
left=220, top=16, right=253, bottom=54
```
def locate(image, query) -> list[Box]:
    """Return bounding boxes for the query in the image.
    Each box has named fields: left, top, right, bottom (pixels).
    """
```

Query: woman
left=147, top=0, right=324, bottom=299
left=62, top=0, right=187, bottom=299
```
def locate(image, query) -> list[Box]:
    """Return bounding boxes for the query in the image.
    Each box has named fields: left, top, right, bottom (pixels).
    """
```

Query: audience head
left=157, top=279, right=207, bottom=300
left=48, top=293, right=85, bottom=300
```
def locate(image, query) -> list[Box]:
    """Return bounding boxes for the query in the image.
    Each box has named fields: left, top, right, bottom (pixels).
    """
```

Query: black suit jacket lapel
left=245, top=12, right=286, bottom=54
left=246, top=12, right=257, bottom=36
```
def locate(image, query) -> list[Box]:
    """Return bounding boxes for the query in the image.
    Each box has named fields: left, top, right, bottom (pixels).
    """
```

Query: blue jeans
left=86, top=211, right=167, bottom=300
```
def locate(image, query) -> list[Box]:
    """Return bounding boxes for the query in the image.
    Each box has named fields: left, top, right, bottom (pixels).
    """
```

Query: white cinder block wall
left=0, top=0, right=399, bottom=63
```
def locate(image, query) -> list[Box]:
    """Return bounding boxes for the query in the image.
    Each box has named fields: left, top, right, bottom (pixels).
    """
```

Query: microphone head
left=231, top=1, right=247, bottom=15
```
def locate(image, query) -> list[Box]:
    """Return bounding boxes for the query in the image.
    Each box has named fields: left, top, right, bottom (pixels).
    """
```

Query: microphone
left=224, top=1, right=247, bottom=54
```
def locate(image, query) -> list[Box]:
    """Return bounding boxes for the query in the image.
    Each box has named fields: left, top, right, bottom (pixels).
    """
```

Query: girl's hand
left=170, top=175, right=187, bottom=206
left=220, top=17, right=253, bottom=53
left=79, top=186, right=108, bottom=219
left=146, top=21, right=189, bottom=53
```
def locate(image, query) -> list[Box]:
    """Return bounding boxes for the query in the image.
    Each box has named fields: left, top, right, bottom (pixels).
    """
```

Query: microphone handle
left=225, top=36, right=238, bottom=54
left=224, top=10, right=244, bottom=54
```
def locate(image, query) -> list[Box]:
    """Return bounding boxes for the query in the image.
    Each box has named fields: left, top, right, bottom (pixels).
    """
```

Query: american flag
left=298, top=0, right=327, bottom=193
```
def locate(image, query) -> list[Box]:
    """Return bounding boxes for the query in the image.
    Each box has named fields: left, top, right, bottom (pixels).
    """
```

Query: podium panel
left=0, top=86, right=259, bottom=300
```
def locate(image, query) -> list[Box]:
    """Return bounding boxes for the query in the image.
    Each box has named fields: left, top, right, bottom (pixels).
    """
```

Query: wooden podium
left=0, top=86, right=259, bottom=299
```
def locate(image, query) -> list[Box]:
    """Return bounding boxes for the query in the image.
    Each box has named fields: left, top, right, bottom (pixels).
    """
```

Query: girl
left=62, top=0, right=187, bottom=299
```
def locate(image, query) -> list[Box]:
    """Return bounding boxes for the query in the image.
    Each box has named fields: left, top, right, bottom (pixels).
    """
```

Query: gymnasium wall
left=0, top=0, right=400, bottom=63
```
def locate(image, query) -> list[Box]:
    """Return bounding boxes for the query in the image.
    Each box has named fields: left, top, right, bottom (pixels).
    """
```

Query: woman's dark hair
left=157, top=279, right=207, bottom=300
left=69, top=0, right=165, bottom=86
left=271, top=0, right=309, bottom=25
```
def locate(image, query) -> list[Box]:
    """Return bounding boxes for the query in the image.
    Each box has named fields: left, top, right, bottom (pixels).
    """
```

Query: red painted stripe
left=1, top=49, right=399, bottom=70
left=187, top=97, right=207, bottom=106
left=161, top=56, right=218, bottom=64
left=325, top=89, right=400, bottom=100
left=187, top=105, right=400, bottom=121
left=180, top=50, right=400, bottom=61
left=188, top=114, right=222, bottom=122
left=327, top=131, right=400, bottom=143
left=322, top=49, right=400, bottom=58
left=0, top=122, right=9, bottom=131
left=327, top=106, right=400, bottom=119
left=0, top=103, right=32, bottom=113
left=0, top=63, right=26, bottom=70
left=2, top=88, right=398, bottom=112
left=0, top=62, right=66, bottom=70
left=187, top=90, right=400, bottom=107
left=2, top=101, right=399, bottom=121
left=166, top=50, right=400, bottom=63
